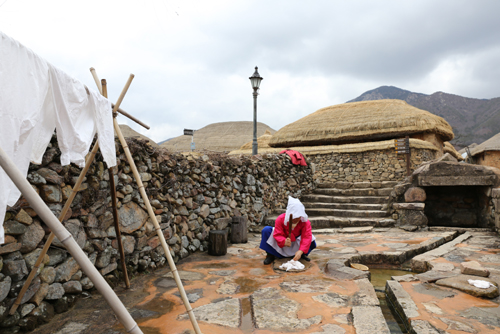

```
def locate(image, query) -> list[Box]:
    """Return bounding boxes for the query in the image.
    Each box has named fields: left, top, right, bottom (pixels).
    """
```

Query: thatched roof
left=160, top=121, right=276, bottom=153
left=117, top=124, right=158, bottom=147
left=443, top=142, right=463, bottom=161
left=268, top=99, right=454, bottom=147
left=229, top=138, right=438, bottom=156
left=470, top=133, right=500, bottom=156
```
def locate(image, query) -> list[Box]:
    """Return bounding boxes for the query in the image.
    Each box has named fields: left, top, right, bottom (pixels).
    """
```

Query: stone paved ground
left=29, top=228, right=500, bottom=334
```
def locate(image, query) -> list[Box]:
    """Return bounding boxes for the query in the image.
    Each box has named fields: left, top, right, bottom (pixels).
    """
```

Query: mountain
left=348, top=86, right=500, bottom=148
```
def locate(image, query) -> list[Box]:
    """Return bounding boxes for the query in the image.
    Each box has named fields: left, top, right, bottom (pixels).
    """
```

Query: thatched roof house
left=268, top=99, right=453, bottom=154
left=160, top=121, right=276, bottom=153
left=470, top=133, right=500, bottom=168
left=443, top=142, right=463, bottom=161
left=117, top=124, right=158, bottom=148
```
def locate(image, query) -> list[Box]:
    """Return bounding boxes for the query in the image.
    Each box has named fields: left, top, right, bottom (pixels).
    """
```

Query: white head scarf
left=284, top=196, right=308, bottom=226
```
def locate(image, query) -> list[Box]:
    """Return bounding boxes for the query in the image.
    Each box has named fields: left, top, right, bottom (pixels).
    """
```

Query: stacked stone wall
left=0, top=136, right=314, bottom=331
left=307, top=148, right=436, bottom=184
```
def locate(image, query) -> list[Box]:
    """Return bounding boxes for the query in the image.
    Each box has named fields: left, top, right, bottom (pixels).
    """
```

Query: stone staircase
left=263, top=181, right=397, bottom=229
left=302, top=181, right=397, bottom=228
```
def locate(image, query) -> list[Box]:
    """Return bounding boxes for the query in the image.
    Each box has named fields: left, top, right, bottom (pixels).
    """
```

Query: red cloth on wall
left=279, top=149, right=307, bottom=166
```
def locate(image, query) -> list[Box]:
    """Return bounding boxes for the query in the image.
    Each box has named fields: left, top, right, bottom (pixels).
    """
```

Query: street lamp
left=249, top=66, right=263, bottom=155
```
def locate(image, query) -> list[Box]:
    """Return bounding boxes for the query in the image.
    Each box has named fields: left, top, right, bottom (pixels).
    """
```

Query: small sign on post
left=184, top=129, right=195, bottom=152
left=395, top=136, right=411, bottom=176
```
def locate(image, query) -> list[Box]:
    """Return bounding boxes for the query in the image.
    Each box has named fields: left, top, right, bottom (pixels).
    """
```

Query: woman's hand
left=293, top=250, right=303, bottom=261
left=284, top=238, right=291, bottom=247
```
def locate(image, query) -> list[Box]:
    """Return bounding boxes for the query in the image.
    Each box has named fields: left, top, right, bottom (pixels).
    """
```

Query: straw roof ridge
left=229, top=138, right=437, bottom=156
left=161, top=121, right=276, bottom=153
left=443, top=142, right=463, bottom=161
left=470, top=132, right=500, bottom=157
left=268, top=99, right=454, bottom=147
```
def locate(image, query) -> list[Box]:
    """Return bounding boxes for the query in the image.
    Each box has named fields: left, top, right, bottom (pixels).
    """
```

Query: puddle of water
left=194, top=262, right=235, bottom=269
left=138, top=297, right=175, bottom=314
left=240, top=297, right=254, bottom=333
left=369, top=268, right=413, bottom=291
left=234, top=277, right=267, bottom=294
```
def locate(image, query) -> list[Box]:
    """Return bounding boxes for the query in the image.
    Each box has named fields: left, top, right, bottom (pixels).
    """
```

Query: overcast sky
left=1, top=0, right=500, bottom=142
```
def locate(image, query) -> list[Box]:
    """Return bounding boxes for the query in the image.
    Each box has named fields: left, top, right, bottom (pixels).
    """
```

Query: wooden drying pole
left=9, top=74, right=147, bottom=315
left=89, top=68, right=202, bottom=334
left=102, top=79, right=130, bottom=289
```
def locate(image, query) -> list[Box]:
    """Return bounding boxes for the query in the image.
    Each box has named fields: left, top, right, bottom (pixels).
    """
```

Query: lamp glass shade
left=249, top=67, right=263, bottom=89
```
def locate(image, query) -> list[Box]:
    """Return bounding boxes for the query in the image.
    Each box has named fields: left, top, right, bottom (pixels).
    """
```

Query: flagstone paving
left=28, top=228, right=500, bottom=334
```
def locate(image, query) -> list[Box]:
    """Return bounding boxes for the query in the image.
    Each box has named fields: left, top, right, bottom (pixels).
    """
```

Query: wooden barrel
left=208, top=230, right=228, bottom=256
left=230, top=216, right=248, bottom=243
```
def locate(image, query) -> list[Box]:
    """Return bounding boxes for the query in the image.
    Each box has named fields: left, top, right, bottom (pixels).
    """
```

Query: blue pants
left=259, top=226, right=316, bottom=258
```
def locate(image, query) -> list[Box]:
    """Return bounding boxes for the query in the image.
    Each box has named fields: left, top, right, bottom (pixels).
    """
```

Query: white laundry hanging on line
left=0, top=31, right=117, bottom=244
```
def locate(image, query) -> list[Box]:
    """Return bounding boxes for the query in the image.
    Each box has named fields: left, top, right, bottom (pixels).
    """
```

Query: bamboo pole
left=9, top=141, right=100, bottom=315
left=89, top=68, right=149, bottom=130
left=0, top=145, right=142, bottom=333
left=90, top=68, right=201, bottom=333
left=114, top=118, right=201, bottom=334
left=102, top=79, right=130, bottom=289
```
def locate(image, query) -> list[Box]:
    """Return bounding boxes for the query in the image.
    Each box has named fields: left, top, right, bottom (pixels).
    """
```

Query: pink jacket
left=273, top=213, right=313, bottom=253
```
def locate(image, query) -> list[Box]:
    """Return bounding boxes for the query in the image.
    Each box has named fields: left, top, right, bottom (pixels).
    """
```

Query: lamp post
left=249, top=66, right=263, bottom=155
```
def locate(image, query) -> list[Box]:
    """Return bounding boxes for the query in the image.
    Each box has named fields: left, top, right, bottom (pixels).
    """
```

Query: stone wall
left=307, top=148, right=436, bottom=184
left=0, top=136, right=314, bottom=331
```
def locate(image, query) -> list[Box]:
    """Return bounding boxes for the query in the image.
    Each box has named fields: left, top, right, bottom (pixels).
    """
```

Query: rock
left=312, top=293, right=349, bottom=308
left=0, top=242, right=22, bottom=255
left=47, top=248, right=67, bottom=266
left=208, top=270, right=236, bottom=277
left=45, top=283, right=65, bottom=300
left=351, top=306, right=390, bottom=334
left=436, top=274, right=499, bottom=298
left=415, top=270, right=459, bottom=283
left=324, top=261, right=370, bottom=281
left=0, top=275, right=12, bottom=302
left=30, top=301, right=54, bottom=323
left=4, top=220, right=27, bottom=235
left=2, top=258, right=28, bottom=282
left=460, top=261, right=489, bottom=277
left=19, top=221, right=45, bottom=253
left=39, top=267, right=56, bottom=284
left=252, top=287, right=322, bottom=331
left=404, top=187, right=426, bottom=202
left=339, top=226, right=373, bottom=233
left=111, top=236, right=135, bottom=255
left=19, top=303, right=35, bottom=318
left=54, top=257, right=80, bottom=283
left=15, top=210, right=33, bottom=225
left=95, top=249, right=111, bottom=268
left=23, top=248, right=50, bottom=272
left=80, top=277, right=94, bottom=290
left=36, top=168, right=63, bottom=185
left=393, top=202, right=425, bottom=210
left=118, top=202, right=149, bottom=234
left=63, top=281, right=82, bottom=294
left=100, top=262, right=117, bottom=275
left=439, top=317, right=476, bottom=333
left=40, top=185, right=62, bottom=203
left=409, top=320, right=442, bottom=334
left=30, top=282, right=49, bottom=306
left=177, top=298, right=240, bottom=328
left=310, top=324, right=346, bottom=334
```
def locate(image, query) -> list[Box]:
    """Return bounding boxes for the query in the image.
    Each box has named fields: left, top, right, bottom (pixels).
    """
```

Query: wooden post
left=208, top=230, right=228, bottom=255
left=405, top=135, right=411, bottom=176
left=230, top=216, right=247, bottom=243
left=102, top=79, right=130, bottom=289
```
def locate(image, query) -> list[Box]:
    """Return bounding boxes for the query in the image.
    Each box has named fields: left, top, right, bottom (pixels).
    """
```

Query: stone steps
left=307, top=208, right=388, bottom=218
left=314, top=187, right=393, bottom=197
left=301, top=194, right=389, bottom=204
left=305, top=202, right=386, bottom=211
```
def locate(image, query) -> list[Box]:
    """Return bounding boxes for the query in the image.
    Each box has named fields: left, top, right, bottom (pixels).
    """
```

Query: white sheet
left=0, top=31, right=116, bottom=244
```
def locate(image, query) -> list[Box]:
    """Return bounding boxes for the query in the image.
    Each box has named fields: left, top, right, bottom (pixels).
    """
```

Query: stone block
left=460, top=261, right=489, bottom=277
left=404, top=187, right=426, bottom=202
